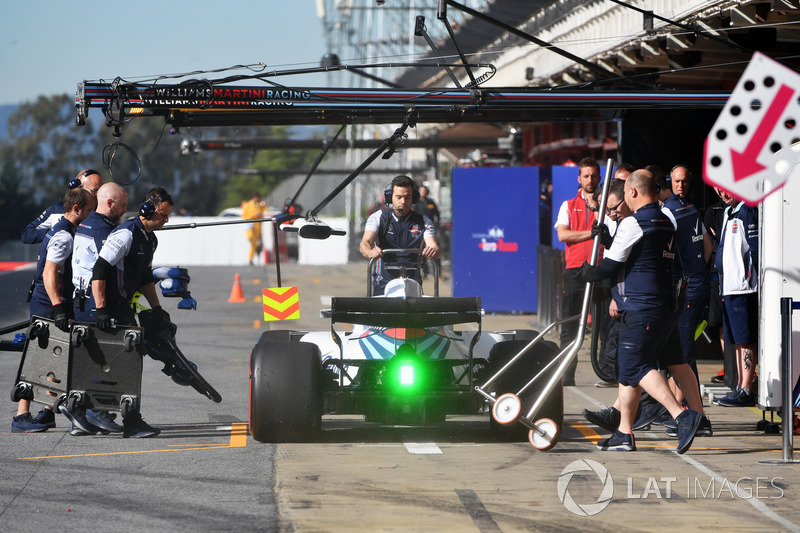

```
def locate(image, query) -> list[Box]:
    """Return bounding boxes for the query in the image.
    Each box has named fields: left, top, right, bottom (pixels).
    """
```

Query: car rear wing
left=329, top=297, right=482, bottom=329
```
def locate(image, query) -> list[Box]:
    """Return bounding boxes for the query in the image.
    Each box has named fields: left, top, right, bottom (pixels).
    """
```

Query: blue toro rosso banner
left=451, top=167, right=540, bottom=313
left=550, top=165, right=581, bottom=252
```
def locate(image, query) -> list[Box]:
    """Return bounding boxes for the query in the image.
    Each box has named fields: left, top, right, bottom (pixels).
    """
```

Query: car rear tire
left=488, top=339, right=563, bottom=442
left=249, top=340, right=322, bottom=443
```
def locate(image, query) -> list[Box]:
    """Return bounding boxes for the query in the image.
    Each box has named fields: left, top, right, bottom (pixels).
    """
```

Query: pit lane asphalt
left=2, top=262, right=800, bottom=532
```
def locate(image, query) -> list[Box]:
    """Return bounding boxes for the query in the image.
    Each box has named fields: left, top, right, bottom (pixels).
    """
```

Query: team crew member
left=659, top=175, right=712, bottom=389
left=72, top=183, right=130, bottom=323
left=90, top=187, right=174, bottom=438
left=360, top=175, right=439, bottom=296
left=241, top=191, right=266, bottom=265
left=64, top=183, right=130, bottom=436
left=413, top=185, right=441, bottom=228
left=22, top=169, right=103, bottom=244
left=713, top=190, right=759, bottom=407
left=669, top=165, right=692, bottom=200
left=583, top=177, right=710, bottom=436
left=575, top=170, right=703, bottom=454
left=592, top=178, right=627, bottom=385
left=12, top=189, right=96, bottom=433
left=555, top=157, right=603, bottom=386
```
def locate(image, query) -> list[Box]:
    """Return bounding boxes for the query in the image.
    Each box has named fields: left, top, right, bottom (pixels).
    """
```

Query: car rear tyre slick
left=249, top=340, right=322, bottom=443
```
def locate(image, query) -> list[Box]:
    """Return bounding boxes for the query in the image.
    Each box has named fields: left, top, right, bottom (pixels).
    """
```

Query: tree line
left=0, top=94, right=314, bottom=244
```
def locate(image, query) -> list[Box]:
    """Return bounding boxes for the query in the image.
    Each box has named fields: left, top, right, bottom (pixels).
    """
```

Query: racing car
left=248, top=249, right=563, bottom=446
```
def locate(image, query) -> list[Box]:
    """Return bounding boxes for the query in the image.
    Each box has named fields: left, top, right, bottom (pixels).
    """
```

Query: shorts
left=617, top=311, right=670, bottom=387
left=675, top=297, right=708, bottom=368
left=657, top=326, right=686, bottom=369
left=722, top=293, right=758, bottom=346
left=707, top=276, right=723, bottom=327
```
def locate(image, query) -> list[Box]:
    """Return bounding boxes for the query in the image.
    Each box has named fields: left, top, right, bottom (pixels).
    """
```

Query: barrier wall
left=153, top=216, right=349, bottom=266
left=296, top=217, right=349, bottom=265
left=451, top=166, right=541, bottom=313
left=154, top=217, right=273, bottom=266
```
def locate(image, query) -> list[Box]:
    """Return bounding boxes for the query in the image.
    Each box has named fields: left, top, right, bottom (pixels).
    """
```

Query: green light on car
left=398, top=364, right=415, bottom=387
left=386, top=344, right=426, bottom=393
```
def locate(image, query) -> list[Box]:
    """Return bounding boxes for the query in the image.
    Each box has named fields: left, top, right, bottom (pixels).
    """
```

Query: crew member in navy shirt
left=12, top=188, right=95, bottom=433
left=360, top=175, right=439, bottom=296
left=575, top=169, right=703, bottom=453
left=90, top=187, right=174, bottom=438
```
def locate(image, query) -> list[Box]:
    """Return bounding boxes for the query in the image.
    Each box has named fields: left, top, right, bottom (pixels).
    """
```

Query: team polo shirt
left=365, top=209, right=434, bottom=288
left=661, top=194, right=710, bottom=301
left=22, top=201, right=64, bottom=244
left=97, top=216, right=157, bottom=308
left=589, top=202, right=675, bottom=314
left=31, top=216, right=75, bottom=311
left=72, top=210, right=118, bottom=318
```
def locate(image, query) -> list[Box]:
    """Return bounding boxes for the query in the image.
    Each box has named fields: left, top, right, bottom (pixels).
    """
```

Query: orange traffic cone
left=228, top=273, right=246, bottom=303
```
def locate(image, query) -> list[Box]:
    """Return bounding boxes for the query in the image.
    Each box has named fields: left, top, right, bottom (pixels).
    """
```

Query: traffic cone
left=228, top=273, right=246, bottom=303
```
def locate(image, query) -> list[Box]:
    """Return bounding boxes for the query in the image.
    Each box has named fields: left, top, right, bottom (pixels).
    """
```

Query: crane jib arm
left=76, top=81, right=730, bottom=128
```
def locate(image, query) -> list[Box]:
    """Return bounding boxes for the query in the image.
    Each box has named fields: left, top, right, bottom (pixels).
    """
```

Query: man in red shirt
left=554, top=157, right=602, bottom=385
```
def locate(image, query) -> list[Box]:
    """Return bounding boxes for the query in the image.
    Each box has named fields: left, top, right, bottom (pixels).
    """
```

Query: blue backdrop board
left=451, top=167, right=539, bottom=313
left=550, top=165, right=580, bottom=251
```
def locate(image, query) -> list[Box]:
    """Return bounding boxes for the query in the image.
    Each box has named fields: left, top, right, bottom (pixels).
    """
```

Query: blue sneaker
left=717, top=388, right=756, bottom=407
left=33, top=408, right=56, bottom=429
left=712, top=387, right=740, bottom=406
left=69, top=424, right=97, bottom=436
left=171, top=359, right=197, bottom=387
left=582, top=407, right=620, bottom=433
left=59, top=404, right=100, bottom=435
left=11, top=412, right=48, bottom=433
left=597, top=430, right=636, bottom=451
left=633, top=402, right=667, bottom=431
left=86, top=409, right=124, bottom=433
left=675, top=409, right=702, bottom=454
left=123, top=413, right=160, bottom=438
left=667, top=415, right=712, bottom=438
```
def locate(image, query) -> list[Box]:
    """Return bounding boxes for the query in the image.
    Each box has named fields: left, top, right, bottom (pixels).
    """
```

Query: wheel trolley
left=474, top=158, right=615, bottom=450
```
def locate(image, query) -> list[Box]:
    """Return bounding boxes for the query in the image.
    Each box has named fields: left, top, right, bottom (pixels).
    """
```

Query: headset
left=383, top=175, right=420, bottom=206
left=68, top=169, right=101, bottom=190
left=139, top=194, right=164, bottom=219
left=668, top=164, right=692, bottom=181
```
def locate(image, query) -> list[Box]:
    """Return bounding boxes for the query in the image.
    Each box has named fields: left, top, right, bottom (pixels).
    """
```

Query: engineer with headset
left=360, top=175, right=440, bottom=296
left=88, top=187, right=174, bottom=438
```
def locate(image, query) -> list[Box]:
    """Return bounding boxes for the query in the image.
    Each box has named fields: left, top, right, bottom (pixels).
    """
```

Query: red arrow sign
left=730, top=84, right=794, bottom=182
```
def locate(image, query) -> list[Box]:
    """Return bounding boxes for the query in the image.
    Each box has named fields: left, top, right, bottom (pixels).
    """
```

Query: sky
left=0, top=1, right=329, bottom=106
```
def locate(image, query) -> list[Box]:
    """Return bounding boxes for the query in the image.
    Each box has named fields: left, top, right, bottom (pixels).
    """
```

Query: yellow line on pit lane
left=19, top=423, right=249, bottom=460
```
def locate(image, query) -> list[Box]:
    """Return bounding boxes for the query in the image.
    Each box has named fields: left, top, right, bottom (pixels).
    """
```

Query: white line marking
left=576, top=386, right=800, bottom=531
left=568, top=384, right=607, bottom=409
left=404, top=442, right=443, bottom=454
left=678, top=453, right=800, bottom=532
